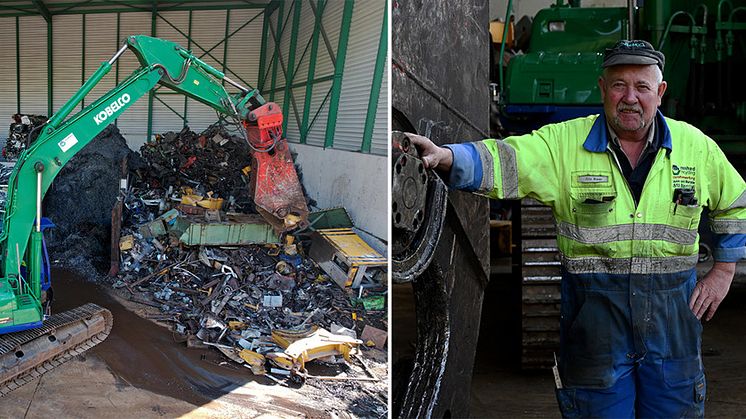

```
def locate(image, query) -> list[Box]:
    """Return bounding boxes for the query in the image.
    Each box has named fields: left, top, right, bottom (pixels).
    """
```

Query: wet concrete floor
left=469, top=281, right=746, bottom=417
left=52, top=269, right=263, bottom=406
left=0, top=268, right=328, bottom=418
left=393, top=264, right=746, bottom=417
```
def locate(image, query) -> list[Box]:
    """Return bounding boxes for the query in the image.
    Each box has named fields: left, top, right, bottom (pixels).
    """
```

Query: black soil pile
left=44, top=124, right=143, bottom=279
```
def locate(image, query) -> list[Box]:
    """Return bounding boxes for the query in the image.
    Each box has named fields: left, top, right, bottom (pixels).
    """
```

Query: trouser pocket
left=555, top=388, right=580, bottom=419
left=689, top=375, right=706, bottom=419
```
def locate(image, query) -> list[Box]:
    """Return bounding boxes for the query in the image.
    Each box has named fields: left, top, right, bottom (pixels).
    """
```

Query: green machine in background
left=498, top=0, right=746, bottom=159
left=495, top=0, right=746, bottom=368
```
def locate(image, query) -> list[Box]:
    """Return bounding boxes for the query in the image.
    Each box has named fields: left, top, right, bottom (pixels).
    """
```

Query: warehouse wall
left=0, top=2, right=387, bottom=238
left=266, top=0, right=387, bottom=156
left=291, top=143, right=386, bottom=239
left=262, top=0, right=388, bottom=238
left=1, top=8, right=264, bottom=152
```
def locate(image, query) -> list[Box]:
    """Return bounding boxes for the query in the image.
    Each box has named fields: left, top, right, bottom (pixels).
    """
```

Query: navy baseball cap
left=603, top=40, right=665, bottom=71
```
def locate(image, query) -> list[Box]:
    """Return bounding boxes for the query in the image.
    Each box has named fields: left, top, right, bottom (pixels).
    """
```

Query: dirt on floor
left=0, top=270, right=388, bottom=418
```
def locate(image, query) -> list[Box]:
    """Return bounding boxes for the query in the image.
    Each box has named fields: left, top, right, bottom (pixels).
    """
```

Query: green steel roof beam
left=269, top=0, right=284, bottom=101
left=146, top=0, right=156, bottom=144
left=15, top=16, right=20, bottom=114
left=32, top=0, right=51, bottom=22
left=47, top=17, right=52, bottom=116
left=323, top=0, right=354, bottom=148
left=0, top=1, right=271, bottom=17
left=222, top=9, right=230, bottom=87
left=196, top=9, right=263, bottom=68
left=115, top=11, right=120, bottom=126
left=308, top=84, right=332, bottom=135
left=267, top=16, right=303, bottom=132
left=258, top=8, right=268, bottom=89
left=183, top=9, right=192, bottom=128
left=81, top=14, right=86, bottom=109
left=282, top=0, right=302, bottom=134
left=43, top=0, right=270, bottom=9
left=156, top=12, right=253, bottom=89
left=301, top=0, right=326, bottom=144
left=362, top=0, right=387, bottom=153
left=307, top=0, right=335, bottom=67
left=153, top=94, right=187, bottom=122
left=262, top=74, right=334, bottom=94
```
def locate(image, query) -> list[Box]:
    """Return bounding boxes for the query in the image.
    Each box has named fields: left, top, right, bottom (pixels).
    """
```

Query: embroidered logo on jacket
left=672, top=165, right=696, bottom=189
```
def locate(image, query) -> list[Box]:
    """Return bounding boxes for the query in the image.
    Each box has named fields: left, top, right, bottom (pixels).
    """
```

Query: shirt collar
left=583, top=109, right=672, bottom=153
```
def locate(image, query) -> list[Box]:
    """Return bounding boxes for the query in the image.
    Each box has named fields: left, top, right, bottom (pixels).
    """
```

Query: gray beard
left=612, top=114, right=647, bottom=133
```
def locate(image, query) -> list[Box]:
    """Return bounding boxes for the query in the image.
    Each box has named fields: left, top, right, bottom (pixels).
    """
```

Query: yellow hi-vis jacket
left=445, top=111, right=746, bottom=272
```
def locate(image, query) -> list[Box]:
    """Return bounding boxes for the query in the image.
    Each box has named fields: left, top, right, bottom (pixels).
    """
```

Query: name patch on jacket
left=672, top=165, right=696, bottom=189
left=578, top=175, right=609, bottom=183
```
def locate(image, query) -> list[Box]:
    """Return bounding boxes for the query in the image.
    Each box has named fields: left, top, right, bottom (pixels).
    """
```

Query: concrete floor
left=393, top=262, right=746, bottom=417
left=0, top=270, right=388, bottom=418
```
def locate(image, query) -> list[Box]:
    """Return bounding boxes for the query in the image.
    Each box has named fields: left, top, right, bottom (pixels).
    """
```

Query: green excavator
left=0, top=35, right=308, bottom=394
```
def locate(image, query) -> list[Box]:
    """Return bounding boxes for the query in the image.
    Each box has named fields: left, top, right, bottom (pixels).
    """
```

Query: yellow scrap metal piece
left=119, top=235, right=134, bottom=251
left=239, top=350, right=267, bottom=375
left=181, top=193, right=203, bottom=206
left=228, top=321, right=246, bottom=330
left=266, top=244, right=281, bottom=257
left=283, top=213, right=302, bottom=230
left=241, top=165, right=251, bottom=176
left=269, top=327, right=363, bottom=372
left=272, top=325, right=319, bottom=349
left=314, top=228, right=387, bottom=287
left=244, top=303, right=259, bottom=311
left=266, top=352, right=296, bottom=370
left=489, top=20, right=514, bottom=46
left=197, top=197, right=224, bottom=210
left=317, top=229, right=382, bottom=260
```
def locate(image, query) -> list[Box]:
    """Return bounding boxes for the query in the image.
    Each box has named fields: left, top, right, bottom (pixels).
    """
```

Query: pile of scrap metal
left=135, top=124, right=255, bottom=213
left=115, top=232, right=365, bottom=383
left=3, top=114, right=48, bottom=160
left=109, top=123, right=381, bottom=384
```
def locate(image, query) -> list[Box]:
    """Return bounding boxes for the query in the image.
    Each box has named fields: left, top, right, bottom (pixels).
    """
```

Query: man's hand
left=406, top=133, right=454, bottom=171
left=689, top=262, right=736, bottom=321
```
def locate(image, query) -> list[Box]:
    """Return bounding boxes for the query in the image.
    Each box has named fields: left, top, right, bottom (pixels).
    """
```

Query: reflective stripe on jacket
left=446, top=111, right=746, bottom=269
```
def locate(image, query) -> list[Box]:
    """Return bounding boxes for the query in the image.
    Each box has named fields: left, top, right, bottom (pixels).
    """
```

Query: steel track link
left=0, top=303, right=113, bottom=395
left=521, top=199, right=561, bottom=369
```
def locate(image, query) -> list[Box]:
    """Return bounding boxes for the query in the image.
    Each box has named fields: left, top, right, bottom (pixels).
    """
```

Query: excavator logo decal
left=58, top=132, right=79, bottom=153
left=93, top=93, right=131, bottom=126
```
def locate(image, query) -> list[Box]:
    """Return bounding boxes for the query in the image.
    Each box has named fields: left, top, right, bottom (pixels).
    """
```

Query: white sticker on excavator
left=58, top=133, right=78, bottom=153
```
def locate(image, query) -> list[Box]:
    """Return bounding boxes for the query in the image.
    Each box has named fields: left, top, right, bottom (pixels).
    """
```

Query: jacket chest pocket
left=667, top=202, right=702, bottom=230
left=570, top=188, right=617, bottom=227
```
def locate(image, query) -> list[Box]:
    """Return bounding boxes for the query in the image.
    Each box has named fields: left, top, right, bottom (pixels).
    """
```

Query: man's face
left=598, top=64, right=667, bottom=137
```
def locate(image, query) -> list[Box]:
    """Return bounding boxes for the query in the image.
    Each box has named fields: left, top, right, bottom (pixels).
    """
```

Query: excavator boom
left=0, top=35, right=307, bottom=394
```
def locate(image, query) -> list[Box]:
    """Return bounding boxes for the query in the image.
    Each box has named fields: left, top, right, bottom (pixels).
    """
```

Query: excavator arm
left=0, top=35, right=307, bottom=392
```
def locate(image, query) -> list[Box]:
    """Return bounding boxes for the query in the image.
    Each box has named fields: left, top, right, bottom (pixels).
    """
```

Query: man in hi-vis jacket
left=409, top=40, right=746, bottom=417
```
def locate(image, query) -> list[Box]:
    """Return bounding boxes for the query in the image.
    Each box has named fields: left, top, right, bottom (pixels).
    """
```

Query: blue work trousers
left=556, top=269, right=705, bottom=418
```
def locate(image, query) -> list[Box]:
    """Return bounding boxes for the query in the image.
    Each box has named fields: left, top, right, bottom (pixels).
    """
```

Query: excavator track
left=0, top=303, right=112, bottom=395
left=520, top=199, right=561, bottom=369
